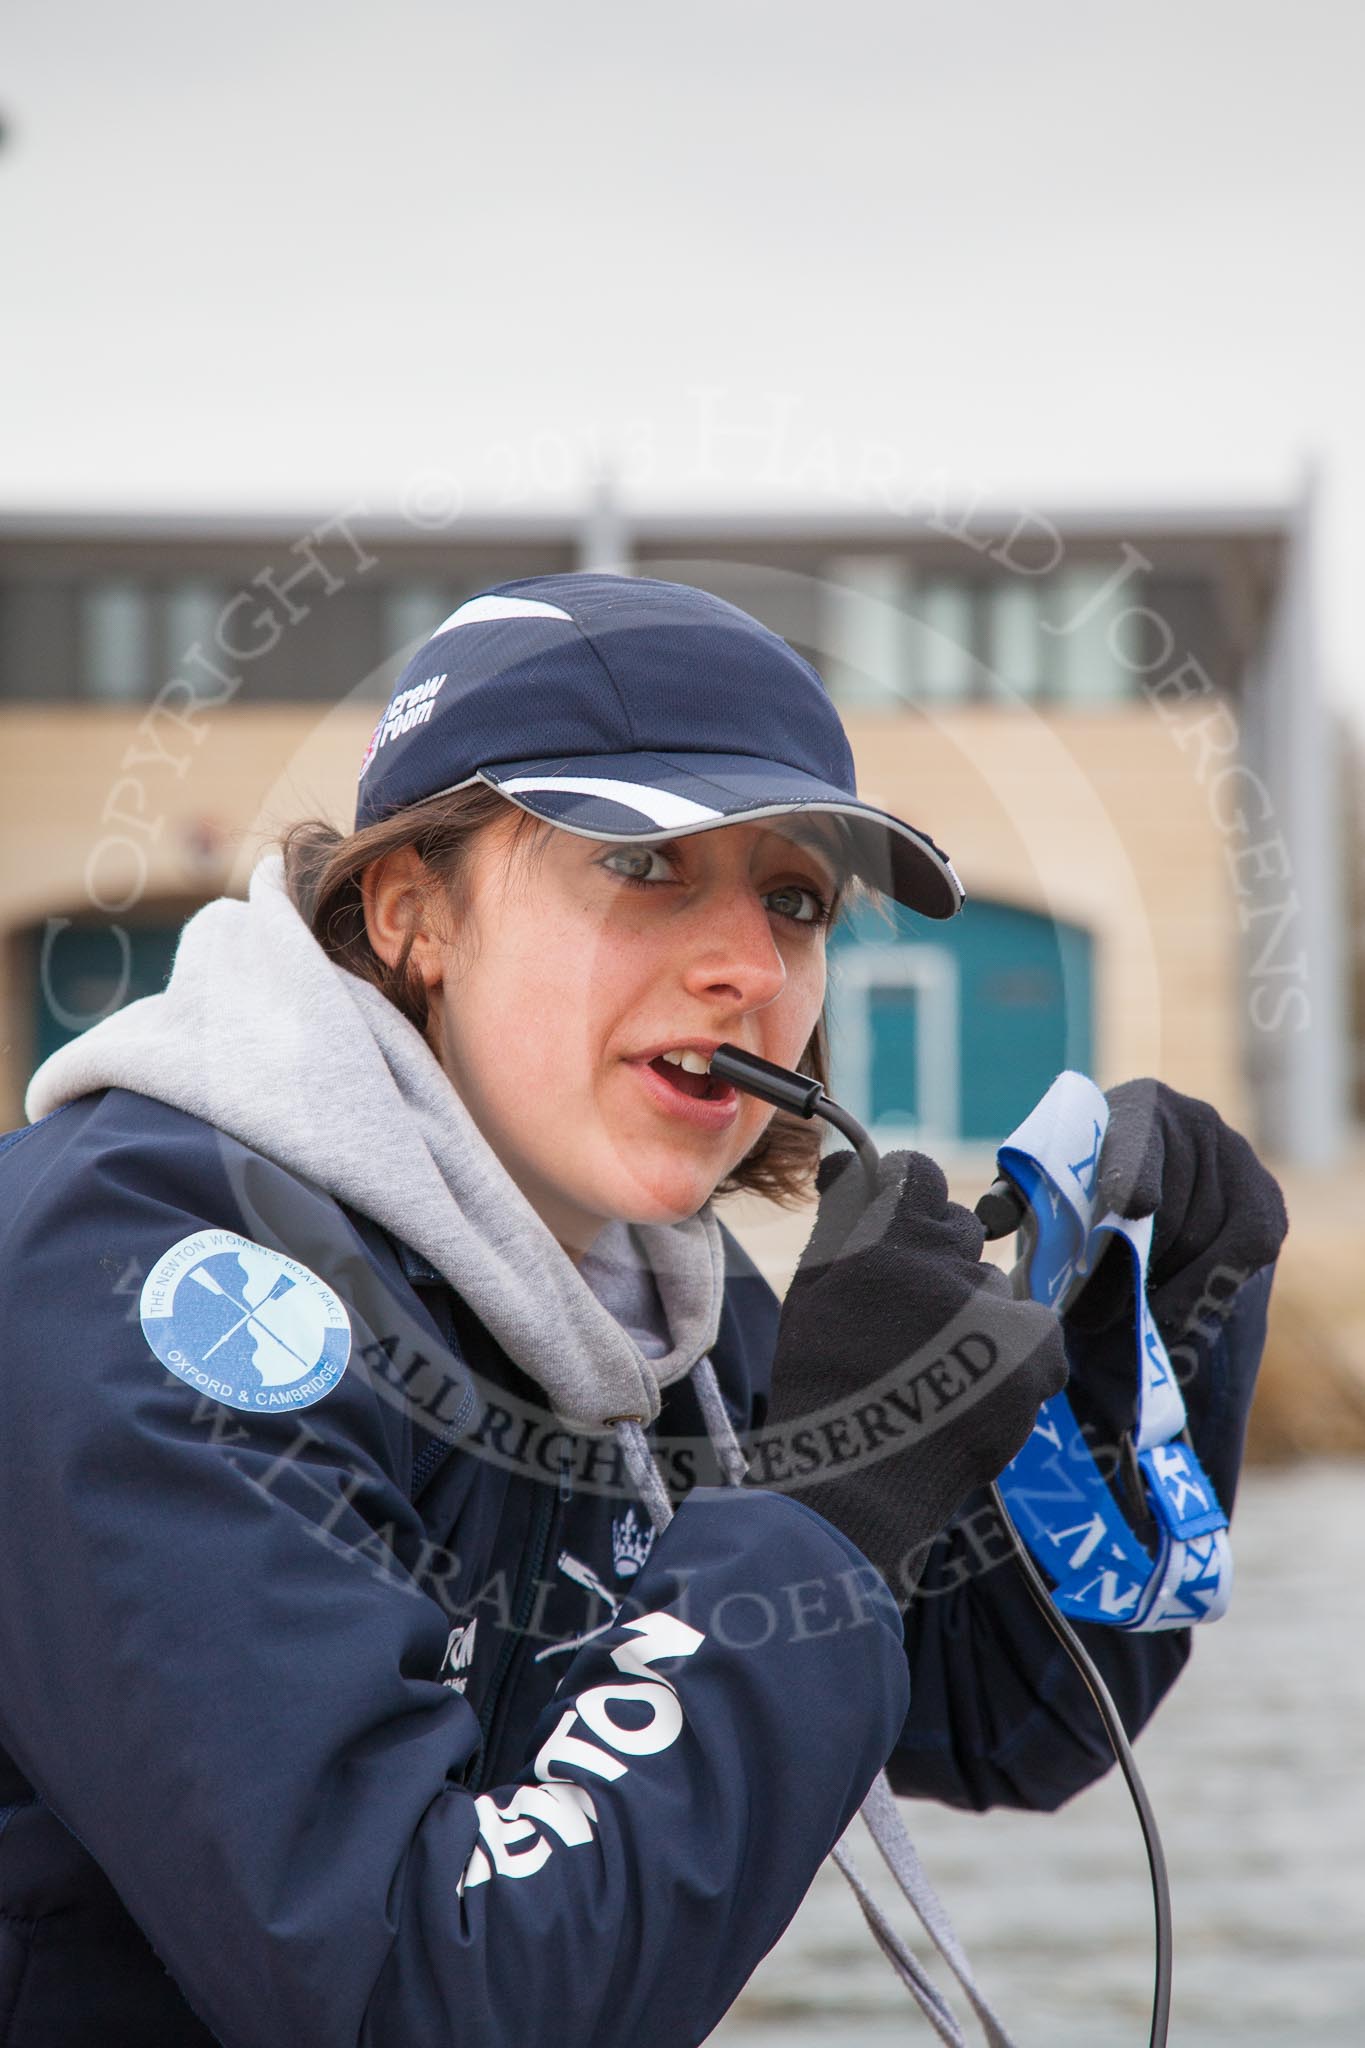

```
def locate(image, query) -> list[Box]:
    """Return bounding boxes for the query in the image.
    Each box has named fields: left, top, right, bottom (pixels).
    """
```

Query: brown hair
left=272, top=786, right=881, bottom=1210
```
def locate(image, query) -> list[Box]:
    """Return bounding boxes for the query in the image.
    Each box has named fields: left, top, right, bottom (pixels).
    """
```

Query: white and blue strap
left=993, top=1070, right=1233, bottom=1632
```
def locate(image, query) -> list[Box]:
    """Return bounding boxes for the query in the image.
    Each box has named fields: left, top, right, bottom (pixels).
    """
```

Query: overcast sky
left=6, top=1, right=1365, bottom=722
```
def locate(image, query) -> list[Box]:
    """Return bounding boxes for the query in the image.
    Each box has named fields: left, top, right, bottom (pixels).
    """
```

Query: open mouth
left=648, top=1055, right=732, bottom=1103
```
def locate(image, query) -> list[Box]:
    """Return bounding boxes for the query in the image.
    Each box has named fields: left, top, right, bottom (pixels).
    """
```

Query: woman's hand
left=1064, top=1078, right=1289, bottom=1340
left=754, top=1148, right=1069, bottom=1604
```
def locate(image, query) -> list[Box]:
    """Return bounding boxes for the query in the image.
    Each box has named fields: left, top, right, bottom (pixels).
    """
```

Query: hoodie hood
left=24, top=852, right=728, bottom=1434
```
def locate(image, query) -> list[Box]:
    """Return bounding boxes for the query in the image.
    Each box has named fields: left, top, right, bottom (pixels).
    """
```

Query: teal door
left=29, top=918, right=188, bottom=1068
left=828, top=896, right=1092, bottom=1145
left=868, top=982, right=921, bottom=1124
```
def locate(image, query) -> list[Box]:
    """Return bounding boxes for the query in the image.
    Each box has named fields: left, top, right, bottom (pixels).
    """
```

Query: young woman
left=0, top=574, right=1285, bottom=2045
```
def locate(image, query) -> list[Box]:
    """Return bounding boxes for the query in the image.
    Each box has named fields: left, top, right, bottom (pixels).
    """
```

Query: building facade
left=0, top=496, right=1348, bottom=1176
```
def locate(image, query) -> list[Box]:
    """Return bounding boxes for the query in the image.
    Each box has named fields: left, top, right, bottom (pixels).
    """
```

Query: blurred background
left=4, top=3, right=1363, bottom=2040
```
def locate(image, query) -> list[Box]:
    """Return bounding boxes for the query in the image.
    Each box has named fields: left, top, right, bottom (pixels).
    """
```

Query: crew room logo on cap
left=139, top=1229, right=352, bottom=1414
left=359, top=671, right=449, bottom=780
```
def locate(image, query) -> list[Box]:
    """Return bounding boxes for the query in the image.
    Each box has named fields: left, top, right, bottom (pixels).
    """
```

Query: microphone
left=707, top=1044, right=881, bottom=1198
left=711, top=1042, right=1029, bottom=1240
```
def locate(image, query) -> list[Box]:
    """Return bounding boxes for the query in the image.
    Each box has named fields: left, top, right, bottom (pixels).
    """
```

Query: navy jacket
left=0, top=1087, right=1274, bottom=2046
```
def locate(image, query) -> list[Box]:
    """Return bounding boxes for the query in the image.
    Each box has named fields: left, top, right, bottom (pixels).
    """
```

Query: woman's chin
left=598, top=1161, right=723, bottom=1228
left=617, top=1191, right=715, bottom=1230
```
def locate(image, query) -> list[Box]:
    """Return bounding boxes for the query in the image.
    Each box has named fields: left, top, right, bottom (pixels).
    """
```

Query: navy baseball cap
left=355, top=572, right=964, bottom=918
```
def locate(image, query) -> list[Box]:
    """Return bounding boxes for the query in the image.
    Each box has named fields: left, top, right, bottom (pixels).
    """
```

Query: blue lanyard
left=993, top=1071, right=1232, bottom=1632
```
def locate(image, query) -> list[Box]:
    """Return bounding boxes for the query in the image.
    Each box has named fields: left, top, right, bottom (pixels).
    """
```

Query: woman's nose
left=678, top=890, right=787, bottom=1012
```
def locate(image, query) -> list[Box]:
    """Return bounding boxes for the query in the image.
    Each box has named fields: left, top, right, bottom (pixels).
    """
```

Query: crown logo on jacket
left=440, top=1617, right=478, bottom=1692
left=611, top=1506, right=655, bottom=1580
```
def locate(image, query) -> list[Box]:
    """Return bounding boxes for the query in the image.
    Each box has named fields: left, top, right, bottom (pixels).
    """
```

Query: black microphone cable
left=709, top=1043, right=1172, bottom=2048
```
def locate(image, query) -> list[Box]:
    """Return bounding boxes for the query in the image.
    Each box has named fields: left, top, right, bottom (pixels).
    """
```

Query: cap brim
left=474, top=751, right=964, bottom=919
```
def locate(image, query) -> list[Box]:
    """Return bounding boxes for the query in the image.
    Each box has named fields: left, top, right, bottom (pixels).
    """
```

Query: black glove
left=754, top=1147, right=1069, bottom=1604
left=1064, top=1078, right=1289, bottom=1340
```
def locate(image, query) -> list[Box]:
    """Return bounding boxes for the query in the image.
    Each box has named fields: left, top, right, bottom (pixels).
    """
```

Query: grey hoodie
left=24, top=851, right=728, bottom=1434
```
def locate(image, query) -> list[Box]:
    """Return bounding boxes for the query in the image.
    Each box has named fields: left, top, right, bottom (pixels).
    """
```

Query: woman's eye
left=599, top=846, right=830, bottom=926
left=601, top=846, right=672, bottom=884
left=764, top=884, right=829, bottom=926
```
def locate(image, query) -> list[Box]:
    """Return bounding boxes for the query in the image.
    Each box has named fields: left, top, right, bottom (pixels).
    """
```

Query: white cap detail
left=432, top=594, right=574, bottom=638
left=496, top=776, right=724, bottom=829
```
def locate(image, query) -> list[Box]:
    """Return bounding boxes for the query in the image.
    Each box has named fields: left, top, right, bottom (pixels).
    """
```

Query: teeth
left=660, top=1049, right=712, bottom=1074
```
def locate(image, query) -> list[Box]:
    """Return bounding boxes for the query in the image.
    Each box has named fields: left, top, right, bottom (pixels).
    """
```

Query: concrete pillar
left=577, top=473, right=631, bottom=577
left=1247, top=465, right=1349, bottom=1166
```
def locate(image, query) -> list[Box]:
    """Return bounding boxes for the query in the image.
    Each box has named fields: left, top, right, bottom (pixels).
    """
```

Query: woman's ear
left=360, top=846, right=444, bottom=988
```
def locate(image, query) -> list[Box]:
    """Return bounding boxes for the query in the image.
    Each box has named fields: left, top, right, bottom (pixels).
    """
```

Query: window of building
left=984, top=580, right=1046, bottom=702
left=163, top=582, right=227, bottom=678
left=819, top=555, right=909, bottom=707
left=1046, top=567, right=1133, bottom=704
left=81, top=582, right=150, bottom=700
left=909, top=580, right=978, bottom=702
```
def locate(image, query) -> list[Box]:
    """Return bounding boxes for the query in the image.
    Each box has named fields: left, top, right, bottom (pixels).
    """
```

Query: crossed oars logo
left=186, top=1264, right=310, bottom=1373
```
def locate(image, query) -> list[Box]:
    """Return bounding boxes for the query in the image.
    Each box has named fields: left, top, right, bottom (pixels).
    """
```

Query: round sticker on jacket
left=139, top=1229, right=352, bottom=1413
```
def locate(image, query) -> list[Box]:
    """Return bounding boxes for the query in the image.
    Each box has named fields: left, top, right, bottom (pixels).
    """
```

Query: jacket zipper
left=470, top=1475, right=562, bottom=1794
